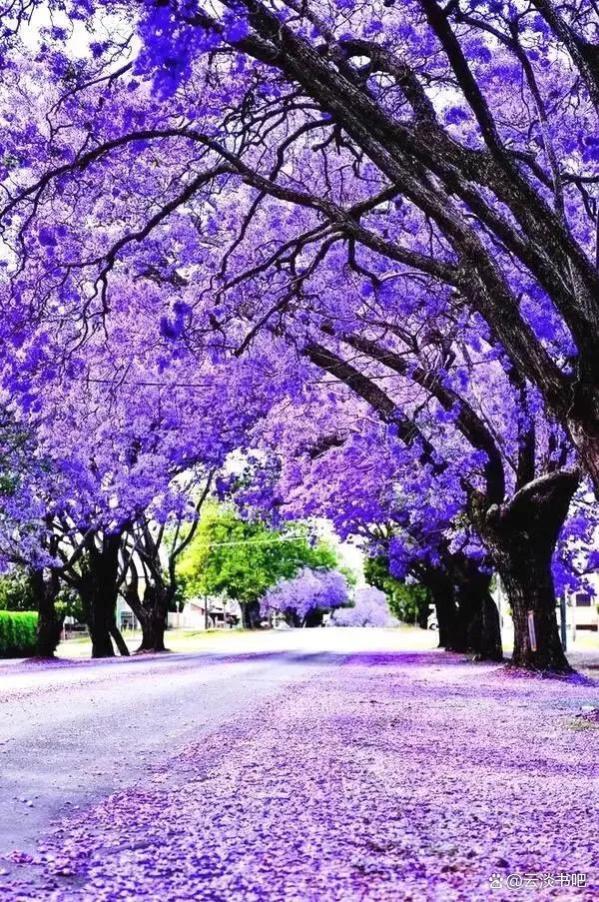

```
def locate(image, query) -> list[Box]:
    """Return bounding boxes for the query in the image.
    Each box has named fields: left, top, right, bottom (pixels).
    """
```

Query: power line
left=191, top=533, right=308, bottom=549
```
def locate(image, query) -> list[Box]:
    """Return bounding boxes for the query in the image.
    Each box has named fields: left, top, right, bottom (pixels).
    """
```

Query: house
left=566, top=590, right=599, bottom=633
left=168, top=596, right=241, bottom=630
left=494, top=578, right=598, bottom=649
left=116, top=586, right=242, bottom=633
left=116, top=594, right=140, bottom=631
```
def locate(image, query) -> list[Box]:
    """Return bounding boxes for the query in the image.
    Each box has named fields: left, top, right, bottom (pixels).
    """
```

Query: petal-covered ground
left=3, top=650, right=599, bottom=901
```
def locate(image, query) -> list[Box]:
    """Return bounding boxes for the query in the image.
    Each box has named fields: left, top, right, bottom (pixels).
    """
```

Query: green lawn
left=59, top=627, right=246, bottom=658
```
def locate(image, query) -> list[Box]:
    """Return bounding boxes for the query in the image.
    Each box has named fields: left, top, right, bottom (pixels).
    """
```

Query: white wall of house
left=168, top=597, right=242, bottom=630
left=494, top=577, right=599, bottom=647
left=116, top=595, right=139, bottom=631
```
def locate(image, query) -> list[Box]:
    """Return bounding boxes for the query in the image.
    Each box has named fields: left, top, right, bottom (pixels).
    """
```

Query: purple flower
left=38, top=227, right=57, bottom=247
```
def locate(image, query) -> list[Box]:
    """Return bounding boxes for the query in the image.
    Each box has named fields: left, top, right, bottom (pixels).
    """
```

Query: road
left=0, top=628, right=429, bottom=860
left=1, top=627, right=597, bottom=901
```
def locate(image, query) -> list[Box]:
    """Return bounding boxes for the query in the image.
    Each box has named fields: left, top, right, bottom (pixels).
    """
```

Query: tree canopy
left=178, top=504, right=339, bottom=606
left=0, top=1, right=596, bottom=668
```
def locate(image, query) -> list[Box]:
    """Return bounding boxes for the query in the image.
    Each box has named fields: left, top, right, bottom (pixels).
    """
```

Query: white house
left=168, top=596, right=242, bottom=630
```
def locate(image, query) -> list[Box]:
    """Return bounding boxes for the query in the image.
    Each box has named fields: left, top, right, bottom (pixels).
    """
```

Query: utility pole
left=559, top=594, right=567, bottom=651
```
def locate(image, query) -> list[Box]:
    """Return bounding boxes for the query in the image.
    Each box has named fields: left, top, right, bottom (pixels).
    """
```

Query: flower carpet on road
left=2, top=651, right=598, bottom=901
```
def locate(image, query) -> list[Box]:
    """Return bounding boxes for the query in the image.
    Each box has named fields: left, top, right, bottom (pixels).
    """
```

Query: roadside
left=32, top=620, right=599, bottom=664
left=50, top=622, right=437, bottom=659
left=2, top=633, right=598, bottom=901
left=55, top=627, right=245, bottom=659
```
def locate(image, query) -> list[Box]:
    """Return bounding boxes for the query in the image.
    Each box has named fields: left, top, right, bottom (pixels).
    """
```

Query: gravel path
left=2, top=645, right=599, bottom=901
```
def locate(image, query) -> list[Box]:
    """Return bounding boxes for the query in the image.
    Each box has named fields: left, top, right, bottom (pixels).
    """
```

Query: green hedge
left=0, top=611, right=38, bottom=657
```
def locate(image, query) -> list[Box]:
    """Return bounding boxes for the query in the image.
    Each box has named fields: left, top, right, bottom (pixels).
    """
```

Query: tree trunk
left=123, top=582, right=168, bottom=653
left=110, top=623, right=130, bottom=656
left=241, top=600, right=261, bottom=629
left=85, top=583, right=115, bottom=658
left=436, top=592, right=461, bottom=650
left=303, top=609, right=324, bottom=628
left=137, top=613, right=167, bottom=652
left=453, top=557, right=503, bottom=662
left=481, top=471, right=578, bottom=673
left=80, top=532, right=129, bottom=658
left=137, top=585, right=168, bottom=653
left=500, top=563, right=567, bottom=671
left=421, top=567, right=462, bottom=651
left=416, top=602, right=429, bottom=630
left=30, top=568, right=64, bottom=658
left=478, top=592, right=503, bottom=662
left=89, top=621, right=114, bottom=657
left=282, top=609, right=301, bottom=628
left=421, top=558, right=502, bottom=661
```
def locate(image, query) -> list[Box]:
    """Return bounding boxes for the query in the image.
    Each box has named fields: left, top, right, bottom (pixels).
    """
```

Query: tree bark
left=303, top=609, right=324, bottom=628
left=453, top=557, right=503, bottom=662
left=110, top=623, right=131, bottom=656
left=480, top=471, right=578, bottom=673
left=478, top=592, right=503, bottom=662
left=436, top=590, right=461, bottom=651
left=501, top=564, right=567, bottom=671
left=283, top=609, right=301, bottom=628
left=123, top=582, right=169, bottom=653
left=79, top=533, right=129, bottom=658
left=137, top=614, right=167, bottom=652
left=137, top=586, right=168, bottom=653
left=420, top=558, right=502, bottom=661
left=30, top=568, right=64, bottom=658
left=241, top=600, right=261, bottom=629
left=419, top=567, right=462, bottom=651
left=84, top=582, right=115, bottom=658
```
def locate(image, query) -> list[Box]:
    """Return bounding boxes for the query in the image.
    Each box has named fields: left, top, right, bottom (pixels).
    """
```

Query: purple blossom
left=330, top=586, right=396, bottom=627
left=262, top=568, right=349, bottom=623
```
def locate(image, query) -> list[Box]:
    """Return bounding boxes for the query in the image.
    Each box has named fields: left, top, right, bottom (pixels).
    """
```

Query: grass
left=59, top=627, right=247, bottom=658
left=51, top=621, right=599, bottom=664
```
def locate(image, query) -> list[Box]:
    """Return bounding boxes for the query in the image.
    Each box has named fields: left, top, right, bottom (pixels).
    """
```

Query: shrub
left=0, top=570, right=36, bottom=611
left=0, top=611, right=38, bottom=657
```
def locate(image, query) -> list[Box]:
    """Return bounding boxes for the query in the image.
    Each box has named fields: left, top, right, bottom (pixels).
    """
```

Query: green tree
left=364, top=557, right=430, bottom=628
left=0, top=570, right=36, bottom=611
left=177, top=505, right=338, bottom=628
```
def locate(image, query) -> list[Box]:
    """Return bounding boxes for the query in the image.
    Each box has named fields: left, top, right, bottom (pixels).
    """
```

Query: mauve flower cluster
left=330, top=586, right=397, bottom=628
left=261, top=567, right=349, bottom=622
left=3, top=651, right=598, bottom=901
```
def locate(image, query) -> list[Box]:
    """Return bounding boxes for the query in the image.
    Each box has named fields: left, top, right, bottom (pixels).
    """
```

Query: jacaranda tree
left=0, top=2, right=598, bottom=669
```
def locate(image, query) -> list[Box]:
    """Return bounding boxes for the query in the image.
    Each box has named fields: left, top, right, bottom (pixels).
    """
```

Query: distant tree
left=122, top=472, right=214, bottom=654
left=364, top=557, right=430, bottom=629
left=330, top=586, right=396, bottom=628
left=262, top=568, right=349, bottom=628
left=177, top=505, right=339, bottom=628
